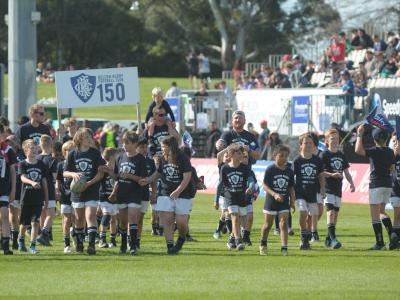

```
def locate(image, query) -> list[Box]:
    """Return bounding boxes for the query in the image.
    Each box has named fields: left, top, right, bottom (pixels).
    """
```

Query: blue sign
left=292, top=96, right=309, bottom=124
left=165, top=97, right=180, bottom=122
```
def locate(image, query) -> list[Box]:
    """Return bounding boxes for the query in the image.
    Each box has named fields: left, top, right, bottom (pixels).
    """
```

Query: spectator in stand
left=242, top=75, right=254, bottom=90
left=293, top=55, right=306, bottom=73
left=386, top=36, right=400, bottom=58
left=380, top=54, right=398, bottom=78
left=339, top=32, right=352, bottom=55
left=145, top=87, right=175, bottom=125
left=356, top=62, right=368, bottom=87
left=328, top=35, right=346, bottom=69
left=351, top=28, right=374, bottom=50
left=340, top=70, right=355, bottom=124
left=247, top=123, right=259, bottom=141
left=300, top=61, right=315, bottom=87
left=258, top=120, right=270, bottom=160
left=363, top=50, right=375, bottom=78
left=260, top=64, right=272, bottom=80
left=206, top=121, right=221, bottom=158
left=287, top=63, right=302, bottom=88
left=15, top=104, right=50, bottom=146
left=329, top=61, right=341, bottom=85
left=198, top=52, right=211, bottom=83
left=254, top=74, right=266, bottom=89
left=371, top=51, right=385, bottom=78
left=187, top=52, right=199, bottom=89
left=165, top=82, right=181, bottom=98
left=373, top=35, right=387, bottom=52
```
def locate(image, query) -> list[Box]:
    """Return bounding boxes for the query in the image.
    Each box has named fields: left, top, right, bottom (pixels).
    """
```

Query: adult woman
left=140, top=136, right=193, bottom=255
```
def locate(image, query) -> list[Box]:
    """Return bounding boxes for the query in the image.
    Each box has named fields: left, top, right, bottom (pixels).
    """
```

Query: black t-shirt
left=365, top=147, right=395, bottom=188
left=115, top=153, right=147, bottom=203
left=220, top=129, right=259, bottom=164
left=56, top=161, right=72, bottom=205
left=142, top=156, right=156, bottom=201
left=220, top=163, right=251, bottom=207
left=144, top=125, right=170, bottom=157
left=37, top=154, right=57, bottom=201
left=392, top=154, right=400, bottom=197
left=157, top=151, right=192, bottom=199
left=62, top=134, right=73, bottom=143
left=321, top=150, right=350, bottom=197
left=19, top=160, right=48, bottom=206
left=15, top=122, right=51, bottom=145
left=293, top=154, right=323, bottom=202
left=263, top=163, right=294, bottom=211
left=65, top=147, right=105, bottom=202
left=99, top=172, right=115, bottom=203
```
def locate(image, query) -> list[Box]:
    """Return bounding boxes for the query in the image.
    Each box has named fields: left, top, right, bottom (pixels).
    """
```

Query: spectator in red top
left=328, top=35, right=346, bottom=66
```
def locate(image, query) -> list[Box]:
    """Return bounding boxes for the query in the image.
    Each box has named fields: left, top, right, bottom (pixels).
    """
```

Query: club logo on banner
left=70, top=73, right=96, bottom=103
left=55, top=67, right=140, bottom=109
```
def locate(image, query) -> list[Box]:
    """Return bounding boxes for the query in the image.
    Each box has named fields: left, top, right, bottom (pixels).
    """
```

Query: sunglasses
left=157, top=113, right=165, bottom=117
left=35, top=111, right=44, bottom=116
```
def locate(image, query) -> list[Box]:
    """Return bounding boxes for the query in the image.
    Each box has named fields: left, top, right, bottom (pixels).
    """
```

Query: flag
left=396, top=115, right=400, bottom=140
left=365, top=106, right=394, bottom=133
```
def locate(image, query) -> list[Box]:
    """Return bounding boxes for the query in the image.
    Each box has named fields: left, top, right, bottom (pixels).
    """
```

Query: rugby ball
left=70, top=175, right=87, bottom=193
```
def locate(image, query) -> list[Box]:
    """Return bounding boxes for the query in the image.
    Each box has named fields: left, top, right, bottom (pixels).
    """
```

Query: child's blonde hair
left=73, top=128, right=92, bottom=148
left=40, top=134, right=53, bottom=150
left=102, top=147, right=119, bottom=162
left=22, top=139, right=36, bottom=151
left=325, top=128, right=340, bottom=143
left=62, top=140, right=75, bottom=156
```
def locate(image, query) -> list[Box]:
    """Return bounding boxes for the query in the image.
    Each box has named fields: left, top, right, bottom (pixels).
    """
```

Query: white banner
left=55, top=67, right=140, bottom=109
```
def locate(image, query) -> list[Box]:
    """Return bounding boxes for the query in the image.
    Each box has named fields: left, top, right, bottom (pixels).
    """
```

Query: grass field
left=4, top=75, right=229, bottom=120
left=0, top=193, right=398, bottom=299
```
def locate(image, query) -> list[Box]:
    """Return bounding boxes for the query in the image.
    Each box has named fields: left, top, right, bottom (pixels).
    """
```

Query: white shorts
left=140, top=201, right=149, bottom=214
left=263, top=209, right=289, bottom=216
left=118, top=203, right=142, bottom=210
left=99, top=201, right=118, bottom=216
left=218, top=196, right=228, bottom=210
left=61, top=204, right=74, bottom=214
left=156, top=196, right=192, bottom=215
left=316, top=193, right=324, bottom=205
left=228, top=205, right=247, bottom=216
left=45, top=200, right=56, bottom=209
left=0, top=196, right=9, bottom=202
left=72, top=200, right=98, bottom=209
left=9, top=200, right=21, bottom=209
left=246, top=204, right=253, bottom=214
left=369, top=188, right=392, bottom=205
left=324, top=194, right=342, bottom=208
left=296, top=199, right=319, bottom=216
left=389, top=196, right=400, bottom=208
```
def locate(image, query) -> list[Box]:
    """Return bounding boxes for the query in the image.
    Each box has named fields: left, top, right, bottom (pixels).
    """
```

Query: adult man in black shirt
left=15, top=104, right=50, bottom=146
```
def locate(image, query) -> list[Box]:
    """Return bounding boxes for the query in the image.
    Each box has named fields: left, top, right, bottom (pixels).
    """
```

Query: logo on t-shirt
left=333, top=160, right=342, bottom=171
left=75, top=158, right=93, bottom=175
left=29, top=133, right=42, bottom=145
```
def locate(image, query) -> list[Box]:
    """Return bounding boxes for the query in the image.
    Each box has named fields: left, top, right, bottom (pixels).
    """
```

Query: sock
left=166, top=240, right=174, bottom=250
left=328, top=223, right=336, bottom=240
left=129, top=224, right=138, bottom=249
left=30, top=240, right=36, bottom=248
left=216, top=219, right=225, bottom=232
left=288, top=212, right=292, bottom=228
left=152, top=223, right=158, bottom=231
left=372, top=221, right=384, bottom=246
left=301, top=230, right=307, bottom=243
left=11, top=230, right=19, bottom=246
left=381, top=217, right=393, bottom=237
left=2, top=237, right=10, bottom=250
left=120, top=229, right=127, bottom=249
left=275, top=215, right=279, bottom=230
left=260, top=239, right=267, bottom=247
left=87, top=226, right=97, bottom=247
left=110, top=233, right=116, bottom=242
left=234, top=238, right=240, bottom=246
left=226, top=219, right=232, bottom=233
left=42, top=226, right=49, bottom=235
left=64, top=234, right=71, bottom=247
left=281, top=245, right=288, bottom=251
left=75, top=228, right=84, bottom=245
left=100, top=232, right=107, bottom=242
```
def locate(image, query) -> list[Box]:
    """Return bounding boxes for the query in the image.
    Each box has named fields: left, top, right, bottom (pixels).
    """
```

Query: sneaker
left=310, top=233, right=320, bottom=243
left=325, top=236, right=332, bottom=248
left=226, top=241, right=236, bottom=250
left=136, top=240, right=141, bottom=250
left=281, top=247, right=288, bottom=256
left=185, top=234, right=195, bottom=242
left=330, top=239, right=342, bottom=249
left=236, top=242, right=245, bottom=251
left=109, top=240, right=117, bottom=248
left=119, top=247, right=127, bottom=255
left=87, top=245, right=96, bottom=255
left=273, top=229, right=280, bottom=236
left=37, top=234, right=51, bottom=246
left=389, top=233, right=399, bottom=250
left=130, top=248, right=138, bottom=256
left=288, top=228, right=295, bottom=236
left=174, top=239, right=185, bottom=253
left=259, top=245, right=267, bottom=255
left=3, top=248, right=13, bottom=255
left=12, top=241, right=18, bottom=250
left=369, top=244, right=386, bottom=250
left=158, top=228, right=164, bottom=236
left=243, top=236, right=252, bottom=246
left=99, top=240, right=109, bottom=248
left=151, top=228, right=158, bottom=236
left=75, top=243, right=84, bottom=253
left=18, top=240, right=27, bottom=252
left=299, top=241, right=311, bottom=250
left=64, top=246, right=71, bottom=254
left=213, top=230, right=222, bottom=240
left=167, top=247, right=177, bottom=255
left=29, top=246, right=39, bottom=254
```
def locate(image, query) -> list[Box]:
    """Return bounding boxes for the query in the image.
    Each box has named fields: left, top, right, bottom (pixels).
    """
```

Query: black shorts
left=20, top=205, right=42, bottom=225
left=0, top=201, right=9, bottom=208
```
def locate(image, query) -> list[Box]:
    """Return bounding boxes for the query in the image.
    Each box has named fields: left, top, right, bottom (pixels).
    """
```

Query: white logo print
left=277, top=178, right=286, bottom=189
left=166, top=166, right=175, bottom=176
left=231, top=175, right=239, bottom=185
left=333, top=160, right=342, bottom=170
left=30, top=171, right=39, bottom=181
left=305, top=166, right=313, bottom=176
left=78, top=161, right=88, bottom=171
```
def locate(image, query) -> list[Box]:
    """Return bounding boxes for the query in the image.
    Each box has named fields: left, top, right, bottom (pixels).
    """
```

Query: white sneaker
left=273, top=229, right=280, bottom=236
left=213, top=231, right=221, bottom=240
left=64, top=246, right=71, bottom=254
left=259, top=245, right=267, bottom=255
left=236, top=242, right=245, bottom=251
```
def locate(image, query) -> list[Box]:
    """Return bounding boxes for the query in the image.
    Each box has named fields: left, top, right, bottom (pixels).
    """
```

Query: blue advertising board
left=292, top=96, right=309, bottom=124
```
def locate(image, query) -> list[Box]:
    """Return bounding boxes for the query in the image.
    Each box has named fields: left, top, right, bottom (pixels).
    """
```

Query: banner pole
left=137, top=101, right=142, bottom=134
left=57, top=106, right=62, bottom=142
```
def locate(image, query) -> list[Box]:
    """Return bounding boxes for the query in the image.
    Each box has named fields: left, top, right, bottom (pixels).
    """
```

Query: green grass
left=0, top=194, right=398, bottom=299
left=4, top=75, right=230, bottom=120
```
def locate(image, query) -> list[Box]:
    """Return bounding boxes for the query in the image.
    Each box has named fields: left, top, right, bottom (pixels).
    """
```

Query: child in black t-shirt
left=293, top=133, right=325, bottom=250
left=56, top=140, right=75, bottom=254
left=64, top=128, right=105, bottom=255
left=355, top=125, right=398, bottom=250
left=145, top=87, right=175, bottom=124
left=321, top=128, right=355, bottom=249
left=261, top=144, right=295, bottom=256
left=390, top=133, right=400, bottom=248
left=98, top=147, right=119, bottom=249
left=114, top=131, right=147, bottom=256
left=0, top=124, right=17, bottom=255
left=19, top=139, right=49, bottom=254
